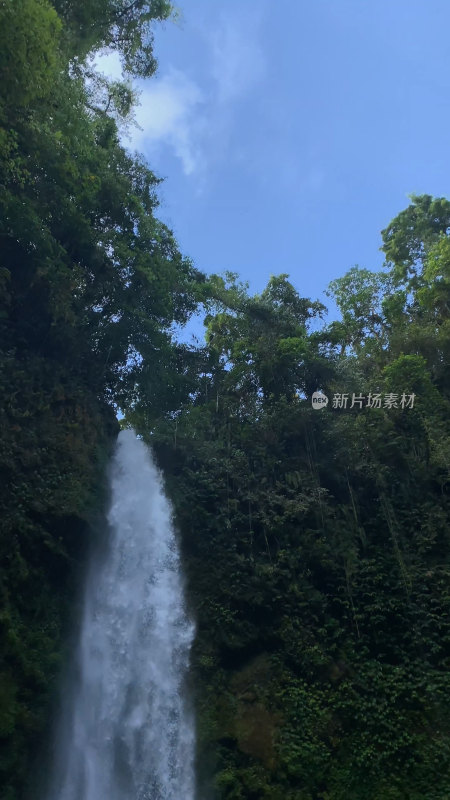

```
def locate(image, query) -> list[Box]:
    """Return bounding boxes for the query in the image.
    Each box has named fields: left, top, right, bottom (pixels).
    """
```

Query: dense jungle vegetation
left=0, top=1, right=449, bottom=798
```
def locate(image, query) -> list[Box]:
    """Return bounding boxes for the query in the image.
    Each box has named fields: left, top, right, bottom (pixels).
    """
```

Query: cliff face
left=152, top=356, right=450, bottom=800
left=0, top=349, right=119, bottom=800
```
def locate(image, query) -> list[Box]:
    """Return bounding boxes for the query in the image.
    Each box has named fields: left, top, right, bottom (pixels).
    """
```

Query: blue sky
left=97, top=0, right=450, bottom=332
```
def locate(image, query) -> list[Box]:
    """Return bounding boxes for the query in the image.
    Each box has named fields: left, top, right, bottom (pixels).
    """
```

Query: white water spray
left=46, top=429, right=196, bottom=800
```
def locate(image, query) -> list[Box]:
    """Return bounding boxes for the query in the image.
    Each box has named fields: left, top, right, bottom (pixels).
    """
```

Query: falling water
left=46, top=429, right=196, bottom=800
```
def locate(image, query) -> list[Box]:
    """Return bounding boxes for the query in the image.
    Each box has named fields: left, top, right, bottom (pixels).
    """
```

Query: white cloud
left=91, top=8, right=267, bottom=181
left=91, top=51, right=204, bottom=175
left=210, top=11, right=265, bottom=104
left=127, top=70, right=205, bottom=175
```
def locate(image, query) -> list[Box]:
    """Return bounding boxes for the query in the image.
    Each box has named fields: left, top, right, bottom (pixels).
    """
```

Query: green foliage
left=202, top=273, right=328, bottom=402
left=50, top=0, right=174, bottom=76
left=381, top=193, right=450, bottom=287
left=326, top=265, right=390, bottom=356
left=1, top=0, right=204, bottom=423
left=150, top=195, right=450, bottom=799
left=0, top=0, right=62, bottom=109
left=0, top=350, right=119, bottom=798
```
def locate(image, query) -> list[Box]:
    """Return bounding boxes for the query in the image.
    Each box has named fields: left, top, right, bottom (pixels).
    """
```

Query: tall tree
left=50, top=0, right=174, bottom=75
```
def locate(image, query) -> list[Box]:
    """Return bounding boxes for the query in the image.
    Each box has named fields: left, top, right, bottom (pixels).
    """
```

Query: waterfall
left=46, top=429, right=196, bottom=800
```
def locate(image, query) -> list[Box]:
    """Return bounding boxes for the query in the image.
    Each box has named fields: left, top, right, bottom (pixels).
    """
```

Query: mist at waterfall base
left=46, top=430, right=196, bottom=800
